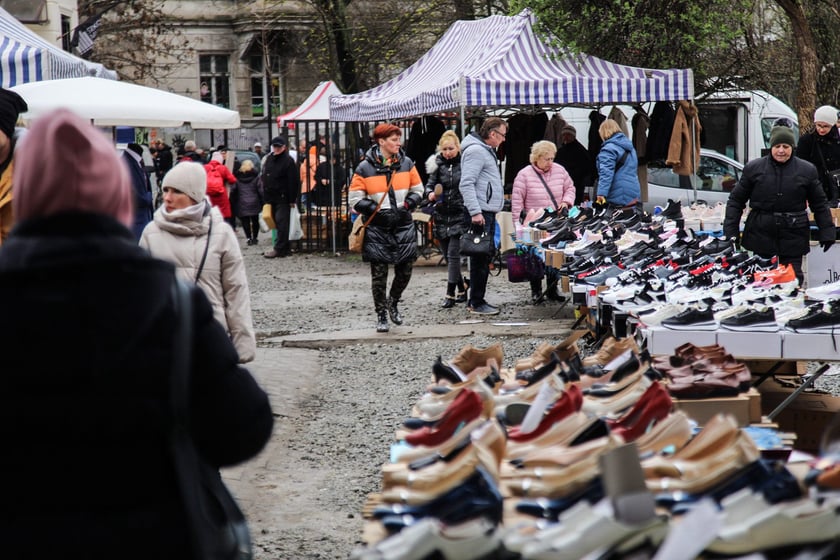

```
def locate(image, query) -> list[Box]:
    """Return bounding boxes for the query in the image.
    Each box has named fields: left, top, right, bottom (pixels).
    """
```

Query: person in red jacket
left=205, top=151, right=237, bottom=229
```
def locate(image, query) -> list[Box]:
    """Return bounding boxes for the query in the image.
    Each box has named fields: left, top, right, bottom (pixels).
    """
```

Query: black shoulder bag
left=170, top=279, right=253, bottom=560
left=814, top=142, right=840, bottom=203
left=195, top=207, right=213, bottom=284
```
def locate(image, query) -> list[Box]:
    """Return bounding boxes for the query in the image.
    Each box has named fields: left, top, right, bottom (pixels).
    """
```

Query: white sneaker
left=806, top=280, right=840, bottom=301
left=637, top=303, right=686, bottom=326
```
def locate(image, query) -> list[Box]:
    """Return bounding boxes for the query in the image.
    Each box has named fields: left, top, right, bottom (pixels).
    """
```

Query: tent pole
left=690, top=100, right=697, bottom=205
left=459, top=74, right=466, bottom=138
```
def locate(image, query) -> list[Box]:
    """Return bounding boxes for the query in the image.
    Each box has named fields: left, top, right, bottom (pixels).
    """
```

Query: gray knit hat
left=162, top=161, right=207, bottom=204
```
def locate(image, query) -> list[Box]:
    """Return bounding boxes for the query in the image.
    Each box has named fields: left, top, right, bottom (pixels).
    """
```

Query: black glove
left=821, top=239, right=835, bottom=252
left=403, top=192, right=421, bottom=212
left=354, top=198, right=378, bottom=216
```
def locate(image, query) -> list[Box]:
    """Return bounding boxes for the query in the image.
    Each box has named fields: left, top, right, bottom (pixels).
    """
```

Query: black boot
left=442, top=282, right=457, bottom=308
left=388, top=297, right=404, bottom=325
left=376, top=311, right=389, bottom=333
left=455, top=277, right=469, bottom=303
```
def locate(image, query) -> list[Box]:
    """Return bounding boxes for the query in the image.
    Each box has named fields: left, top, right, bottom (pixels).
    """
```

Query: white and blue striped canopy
left=0, top=7, right=115, bottom=88
left=330, top=10, right=694, bottom=122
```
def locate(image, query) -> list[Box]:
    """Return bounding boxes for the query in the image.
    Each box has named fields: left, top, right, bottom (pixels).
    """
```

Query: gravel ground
left=231, top=233, right=840, bottom=559
left=235, top=236, right=576, bottom=559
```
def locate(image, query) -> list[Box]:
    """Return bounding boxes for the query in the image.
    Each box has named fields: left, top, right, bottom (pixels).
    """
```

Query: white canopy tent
left=11, top=76, right=241, bottom=129
left=277, top=80, right=343, bottom=125
left=330, top=9, right=694, bottom=121
left=0, top=7, right=116, bottom=87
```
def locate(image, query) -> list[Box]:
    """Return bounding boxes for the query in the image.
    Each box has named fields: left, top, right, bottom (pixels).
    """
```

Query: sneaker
left=720, top=307, right=778, bottom=332
left=637, top=303, right=685, bottom=327
left=661, top=307, right=718, bottom=331
left=785, top=303, right=840, bottom=333
left=468, top=302, right=500, bottom=315
left=806, top=280, right=840, bottom=301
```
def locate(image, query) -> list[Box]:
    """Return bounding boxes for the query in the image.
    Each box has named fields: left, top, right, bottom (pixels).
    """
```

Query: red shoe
left=507, top=384, right=583, bottom=442
left=607, top=382, right=672, bottom=442
left=404, top=389, right=483, bottom=447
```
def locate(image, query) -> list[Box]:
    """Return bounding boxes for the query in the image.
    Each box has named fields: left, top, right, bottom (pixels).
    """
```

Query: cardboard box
left=782, top=332, right=840, bottom=360
left=745, top=387, right=762, bottom=424
left=560, top=275, right=570, bottom=294
left=716, top=331, right=782, bottom=359
left=758, top=378, right=840, bottom=453
left=644, top=327, right=717, bottom=356
left=672, top=393, right=751, bottom=427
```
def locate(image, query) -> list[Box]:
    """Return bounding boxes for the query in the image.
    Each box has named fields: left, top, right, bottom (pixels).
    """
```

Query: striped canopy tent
left=329, top=9, right=694, bottom=122
left=0, top=7, right=115, bottom=88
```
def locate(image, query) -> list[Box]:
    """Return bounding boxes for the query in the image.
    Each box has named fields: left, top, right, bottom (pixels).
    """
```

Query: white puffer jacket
left=139, top=201, right=257, bottom=363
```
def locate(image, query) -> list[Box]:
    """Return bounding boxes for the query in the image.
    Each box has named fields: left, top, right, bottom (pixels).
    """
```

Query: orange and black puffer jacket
left=349, top=146, right=423, bottom=263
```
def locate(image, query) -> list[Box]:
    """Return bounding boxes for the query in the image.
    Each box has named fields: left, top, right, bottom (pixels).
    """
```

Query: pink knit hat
left=13, top=108, right=132, bottom=228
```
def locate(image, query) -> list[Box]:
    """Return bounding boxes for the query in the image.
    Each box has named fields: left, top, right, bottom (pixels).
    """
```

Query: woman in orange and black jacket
left=349, top=123, right=424, bottom=333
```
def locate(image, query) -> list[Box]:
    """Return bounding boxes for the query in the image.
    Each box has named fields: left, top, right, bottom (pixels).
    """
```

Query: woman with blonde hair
left=231, top=158, right=264, bottom=245
left=425, top=130, right=468, bottom=308
left=595, top=118, right=641, bottom=210
left=511, top=140, right=575, bottom=302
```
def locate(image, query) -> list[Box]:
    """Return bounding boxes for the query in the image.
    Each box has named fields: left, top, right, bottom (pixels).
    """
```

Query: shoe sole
left=661, top=321, right=718, bottom=331
left=785, top=325, right=840, bottom=333
left=468, top=309, right=500, bottom=315
left=720, top=322, right=779, bottom=332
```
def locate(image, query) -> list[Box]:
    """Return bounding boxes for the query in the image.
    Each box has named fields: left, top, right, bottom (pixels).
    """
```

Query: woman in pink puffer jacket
left=511, top=140, right=576, bottom=302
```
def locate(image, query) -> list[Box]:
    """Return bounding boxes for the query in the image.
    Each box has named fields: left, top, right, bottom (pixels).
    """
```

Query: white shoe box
left=716, top=331, right=782, bottom=359
left=644, top=326, right=717, bottom=356
left=782, top=332, right=840, bottom=360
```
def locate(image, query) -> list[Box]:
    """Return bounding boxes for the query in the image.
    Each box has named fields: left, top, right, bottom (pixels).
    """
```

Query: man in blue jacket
left=459, top=117, right=507, bottom=315
left=123, top=143, right=153, bottom=240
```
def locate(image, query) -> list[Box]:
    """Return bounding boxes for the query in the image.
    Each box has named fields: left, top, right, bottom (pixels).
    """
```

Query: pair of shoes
left=468, top=302, right=500, bottom=315
left=376, top=311, right=389, bottom=333
left=246, top=239, right=254, bottom=246
left=441, top=295, right=456, bottom=309
left=350, top=517, right=501, bottom=560
left=250, top=238, right=258, bottom=245
left=388, top=297, right=404, bottom=325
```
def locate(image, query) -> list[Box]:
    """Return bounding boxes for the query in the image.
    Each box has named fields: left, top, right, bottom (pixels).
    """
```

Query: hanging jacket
left=424, top=152, right=465, bottom=240
left=666, top=100, right=702, bottom=176
left=349, top=145, right=423, bottom=264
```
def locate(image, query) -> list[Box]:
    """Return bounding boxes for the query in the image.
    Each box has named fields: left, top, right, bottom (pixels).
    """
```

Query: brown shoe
left=581, top=336, right=638, bottom=368
left=449, top=343, right=504, bottom=374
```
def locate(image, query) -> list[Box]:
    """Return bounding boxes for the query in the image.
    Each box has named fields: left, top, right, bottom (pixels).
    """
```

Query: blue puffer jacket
left=596, top=132, right=641, bottom=206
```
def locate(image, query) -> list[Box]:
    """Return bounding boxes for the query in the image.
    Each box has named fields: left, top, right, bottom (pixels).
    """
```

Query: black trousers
left=272, top=203, right=291, bottom=254
left=240, top=215, right=260, bottom=241
left=467, top=211, right=496, bottom=307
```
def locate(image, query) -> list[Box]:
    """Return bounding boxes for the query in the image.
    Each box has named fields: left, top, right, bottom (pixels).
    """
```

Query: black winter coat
left=262, top=151, right=300, bottom=204
left=796, top=128, right=840, bottom=206
left=424, top=153, right=465, bottom=240
left=723, top=155, right=834, bottom=257
left=0, top=213, right=273, bottom=559
left=232, top=168, right=264, bottom=217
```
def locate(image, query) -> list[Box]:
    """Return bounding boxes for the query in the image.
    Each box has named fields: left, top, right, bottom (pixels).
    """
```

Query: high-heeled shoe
left=606, top=381, right=672, bottom=442
left=404, top=389, right=484, bottom=447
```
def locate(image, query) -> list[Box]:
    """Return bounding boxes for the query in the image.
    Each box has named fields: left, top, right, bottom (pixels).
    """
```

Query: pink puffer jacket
left=511, top=163, right=576, bottom=224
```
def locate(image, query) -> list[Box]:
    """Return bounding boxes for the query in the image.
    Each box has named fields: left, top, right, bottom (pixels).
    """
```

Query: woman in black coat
left=0, top=108, right=273, bottom=559
left=232, top=158, right=264, bottom=245
left=796, top=105, right=840, bottom=208
left=424, top=130, right=468, bottom=307
left=725, top=125, right=835, bottom=284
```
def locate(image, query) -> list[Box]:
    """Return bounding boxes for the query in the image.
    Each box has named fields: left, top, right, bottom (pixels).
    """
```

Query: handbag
left=261, top=204, right=275, bottom=231
left=170, top=279, right=253, bottom=560
left=506, top=251, right=530, bottom=283
left=459, top=225, right=496, bottom=257
left=289, top=206, right=304, bottom=241
left=348, top=182, right=389, bottom=253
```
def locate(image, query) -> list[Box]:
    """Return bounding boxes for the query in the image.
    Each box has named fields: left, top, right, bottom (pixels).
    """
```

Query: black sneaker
left=720, top=308, right=778, bottom=332
left=657, top=199, right=684, bottom=220
left=661, top=307, right=718, bottom=331
left=786, top=304, right=840, bottom=333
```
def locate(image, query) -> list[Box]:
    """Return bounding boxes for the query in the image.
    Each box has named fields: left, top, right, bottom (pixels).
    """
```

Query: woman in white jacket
left=140, top=161, right=257, bottom=363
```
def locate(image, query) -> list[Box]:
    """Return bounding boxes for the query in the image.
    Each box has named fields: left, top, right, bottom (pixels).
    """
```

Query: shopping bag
left=289, top=206, right=304, bottom=241
left=348, top=215, right=365, bottom=253
left=261, top=204, right=275, bottom=230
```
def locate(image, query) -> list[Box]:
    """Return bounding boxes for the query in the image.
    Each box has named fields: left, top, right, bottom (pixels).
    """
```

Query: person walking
left=123, top=142, right=154, bottom=240
left=204, top=151, right=237, bottom=230
left=796, top=105, right=840, bottom=207
left=511, top=140, right=575, bottom=303
left=725, top=125, right=835, bottom=285
left=140, top=161, right=257, bottom=363
left=349, top=123, right=423, bottom=332
left=458, top=116, right=507, bottom=315
left=0, top=108, right=272, bottom=558
left=595, top=118, right=641, bottom=210
left=261, top=135, right=300, bottom=259
left=232, top=159, right=264, bottom=246
left=424, top=130, right=468, bottom=308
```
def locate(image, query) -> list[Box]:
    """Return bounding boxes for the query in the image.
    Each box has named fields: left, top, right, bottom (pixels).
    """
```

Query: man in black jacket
left=262, top=135, right=300, bottom=258
left=725, top=125, right=835, bottom=284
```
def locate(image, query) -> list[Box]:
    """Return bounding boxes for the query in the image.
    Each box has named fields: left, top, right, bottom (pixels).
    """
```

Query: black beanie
left=0, top=88, right=27, bottom=140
